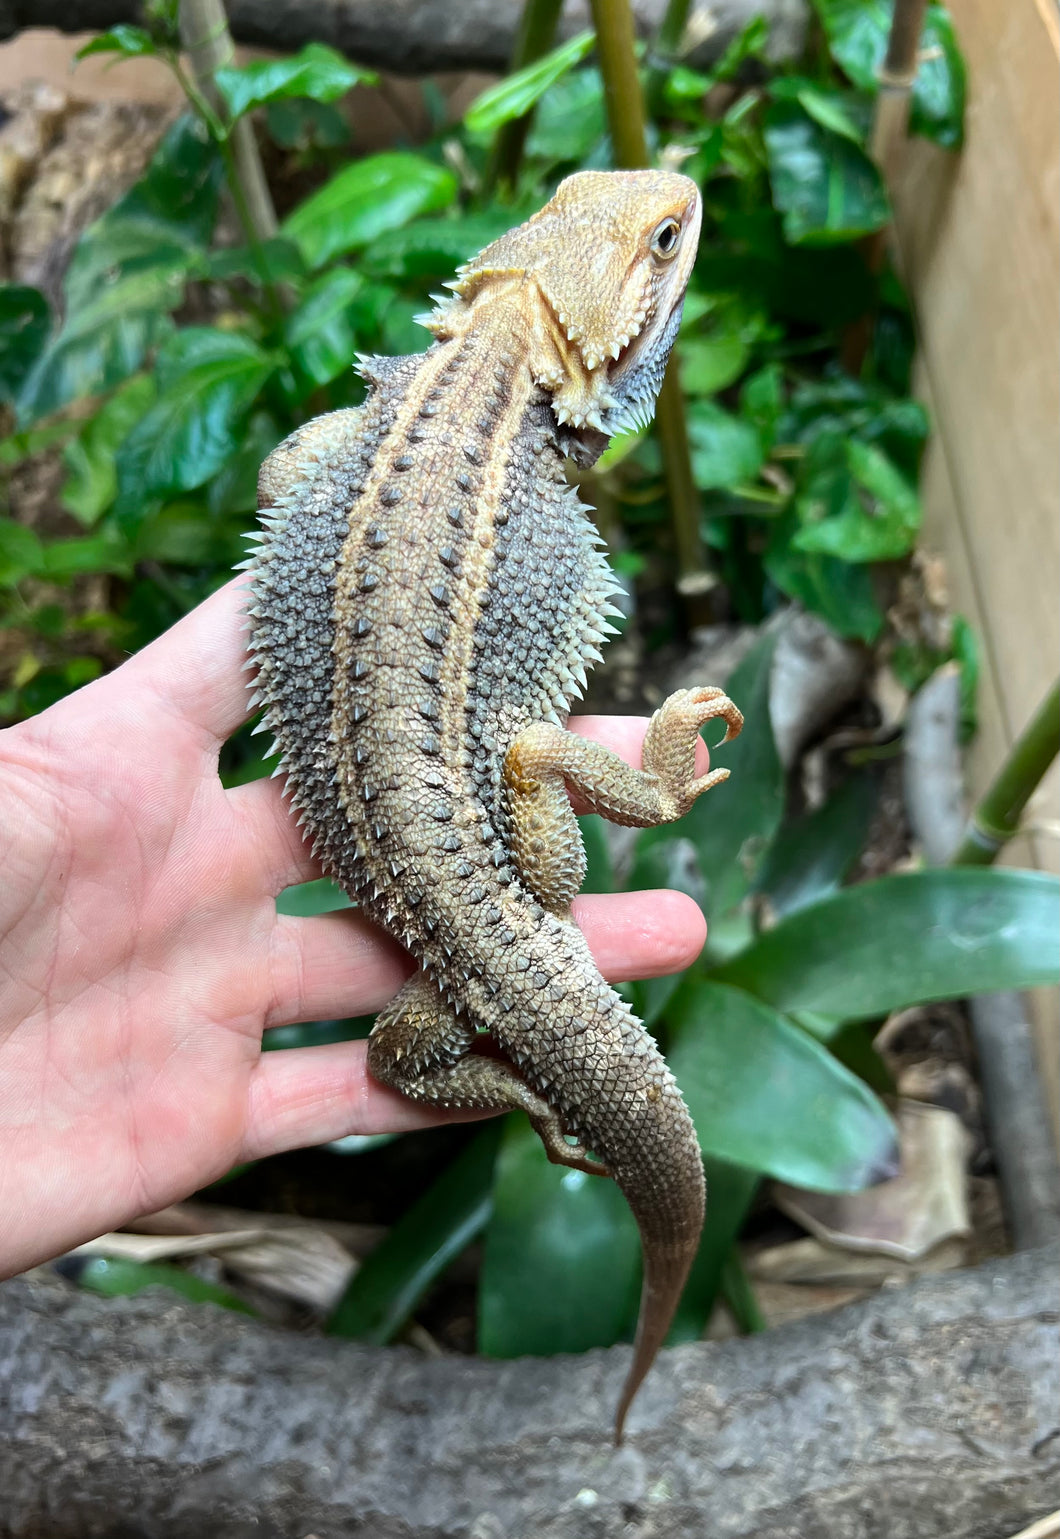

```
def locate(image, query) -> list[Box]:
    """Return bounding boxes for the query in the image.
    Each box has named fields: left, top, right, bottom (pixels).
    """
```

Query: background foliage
left=1, top=4, right=1056, bottom=1354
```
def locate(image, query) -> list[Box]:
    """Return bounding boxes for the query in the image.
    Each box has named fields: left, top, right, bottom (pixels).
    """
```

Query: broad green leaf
left=265, top=1016, right=372, bottom=1051
left=525, top=66, right=606, bottom=163
left=113, top=329, right=274, bottom=527
left=282, top=152, right=457, bottom=270
left=61, top=374, right=156, bottom=525
left=764, top=512, right=885, bottom=643
left=215, top=42, right=375, bottom=120
left=284, top=267, right=364, bottom=388
left=266, top=97, right=352, bottom=151
left=330, top=1124, right=503, bottom=1343
left=132, top=500, right=240, bottom=568
left=76, top=25, right=156, bottom=59
left=683, top=631, right=784, bottom=924
left=680, top=333, right=750, bottom=397
left=795, top=438, right=921, bottom=562
left=40, top=532, right=132, bottom=580
left=668, top=1155, right=758, bottom=1342
left=719, top=1249, right=766, bottom=1333
left=206, top=410, right=281, bottom=518
left=0, top=518, right=44, bottom=587
left=687, top=400, right=764, bottom=490
left=712, top=15, right=770, bottom=80
left=754, top=772, right=877, bottom=919
left=811, top=0, right=966, bottom=149
left=16, top=270, right=179, bottom=425
left=669, top=979, right=897, bottom=1190
left=465, top=30, right=595, bottom=134
left=276, top=877, right=353, bottom=916
left=72, top=1256, right=255, bottom=1314
left=359, top=213, right=516, bottom=283
left=202, top=236, right=307, bottom=286
left=740, top=363, right=785, bottom=451
left=714, top=869, right=1060, bottom=1020
left=764, top=99, right=890, bottom=246
left=479, top=1115, right=640, bottom=1357
left=0, top=285, right=50, bottom=402
left=770, top=77, right=868, bottom=144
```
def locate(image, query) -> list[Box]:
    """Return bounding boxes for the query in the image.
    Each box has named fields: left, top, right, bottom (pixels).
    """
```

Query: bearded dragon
left=245, top=169, right=742, bottom=1440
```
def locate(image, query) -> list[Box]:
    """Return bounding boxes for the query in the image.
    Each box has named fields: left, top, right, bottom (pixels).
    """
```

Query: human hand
left=0, top=581, right=710, bottom=1277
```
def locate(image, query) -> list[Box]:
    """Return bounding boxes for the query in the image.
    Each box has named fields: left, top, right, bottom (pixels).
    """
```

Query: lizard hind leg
left=366, top=972, right=608, bottom=1177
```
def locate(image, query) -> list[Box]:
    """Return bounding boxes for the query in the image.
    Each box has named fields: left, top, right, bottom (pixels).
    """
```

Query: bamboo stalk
left=953, top=678, right=1060, bottom=866
left=588, top=0, right=710, bottom=596
left=485, top=0, right=564, bottom=196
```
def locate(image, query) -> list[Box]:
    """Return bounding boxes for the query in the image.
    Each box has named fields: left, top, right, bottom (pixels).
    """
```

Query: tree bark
left=0, top=0, right=809, bottom=75
left=2, top=1246, right=1058, bottom=1538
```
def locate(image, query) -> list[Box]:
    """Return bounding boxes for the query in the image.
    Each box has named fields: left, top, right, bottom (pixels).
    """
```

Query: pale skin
left=0, top=580, right=712, bottom=1279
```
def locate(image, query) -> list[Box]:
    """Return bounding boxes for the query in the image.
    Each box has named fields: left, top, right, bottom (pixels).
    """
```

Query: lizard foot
left=530, top=1108, right=610, bottom=1178
left=641, top=685, right=744, bottom=820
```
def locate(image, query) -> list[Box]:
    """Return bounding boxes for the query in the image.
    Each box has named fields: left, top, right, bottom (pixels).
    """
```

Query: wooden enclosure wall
left=888, top=0, right=1060, bottom=1136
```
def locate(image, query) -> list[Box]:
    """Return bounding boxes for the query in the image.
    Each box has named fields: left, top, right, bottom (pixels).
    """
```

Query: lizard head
left=430, top=170, right=702, bottom=464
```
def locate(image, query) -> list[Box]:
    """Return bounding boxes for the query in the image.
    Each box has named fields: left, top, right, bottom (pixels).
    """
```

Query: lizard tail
left=614, top=1185, right=703, bottom=1445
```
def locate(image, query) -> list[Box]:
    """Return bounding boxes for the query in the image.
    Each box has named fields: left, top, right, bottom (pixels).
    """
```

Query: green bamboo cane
left=485, top=0, right=565, bottom=196
left=588, top=0, right=710, bottom=596
left=953, top=678, right=1060, bottom=866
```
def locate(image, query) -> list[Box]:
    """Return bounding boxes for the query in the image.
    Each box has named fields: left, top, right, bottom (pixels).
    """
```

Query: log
left=2, top=1245, right=1058, bottom=1538
left=0, top=0, right=808, bottom=75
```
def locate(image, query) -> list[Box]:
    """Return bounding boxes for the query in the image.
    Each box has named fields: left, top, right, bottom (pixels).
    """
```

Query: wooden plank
left=889, top=0, right=1060, bottom=1137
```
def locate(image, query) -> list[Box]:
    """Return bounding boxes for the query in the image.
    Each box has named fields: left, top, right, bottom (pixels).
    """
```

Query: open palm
left=0, top=580, right=708, bottom=1277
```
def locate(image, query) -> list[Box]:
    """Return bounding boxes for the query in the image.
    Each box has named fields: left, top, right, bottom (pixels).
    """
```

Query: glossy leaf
left=687, top=400, right=764, bottom=491
left=61, top=374, right=156, bottom=525
left=215, top=42, right=375, bottom=120
left=0, top=285, right=50, bottom=401
left=525, top=66, right=606, bottom=163
left=714, top=869, right=1060, bottom=1020
left=669, top=979, right=898, bottom=1190
left=465, top=30, right=595, bottom=134
left=795, top=438, right=921, bottom=562
left=40, top=532, right=132, bottom=580
left=330, top=1124, right=503, bottom=1343
left=754, top=771, right=878, bottom=919
left=764, top=99, right=890, bottom=245
left=812, top=0, right=966, bottom=149
left=359, top=213, right=516, bottom=283
left=72, top=1256, right=255, bottom=1314
left=683, top=631, right=784, bottom=924
left=284, top=267, right=364, bottom=388
left=0, top=518, right=44, bottom=587
left=765, top=511, right=885, bottom=643
left=76, top=25, right=156, bottom=59
left=113, top=329, right=274, bottom=527
left=479, top=1115, right=640, bottom=1357
left=282, top=152, right=457, bottom=270
left=275, top=877, right=353, bottom=917
left=202, top=236, right=307, bottom=286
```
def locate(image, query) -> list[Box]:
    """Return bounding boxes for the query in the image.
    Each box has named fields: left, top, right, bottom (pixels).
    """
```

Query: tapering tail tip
left=611, top=1236, right=699, bottom=1445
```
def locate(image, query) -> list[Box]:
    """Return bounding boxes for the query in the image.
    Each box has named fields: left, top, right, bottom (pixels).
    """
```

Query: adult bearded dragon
left=246, top=170, right=742, bottom=1440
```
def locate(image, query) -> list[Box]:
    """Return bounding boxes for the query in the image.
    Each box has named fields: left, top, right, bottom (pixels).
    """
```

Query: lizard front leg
left=367, top=972, right=607, bottom=1176
left=503, top=686, right=743, bottom=911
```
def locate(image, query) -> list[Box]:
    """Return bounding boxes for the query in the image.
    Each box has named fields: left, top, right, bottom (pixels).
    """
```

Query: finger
left=229, top=716, right=711, bottom=897
left=114, top=578, right=255, bottom=749
left=241, top=1040, right=466, bottom=1162
left=264, top=888, right=705, bottom=1029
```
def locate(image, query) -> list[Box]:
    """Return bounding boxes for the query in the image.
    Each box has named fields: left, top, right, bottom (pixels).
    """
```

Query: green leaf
left=764, top=511, right=885, bottom=643
left=275, top=877, right=353, bottom=917
left=667, top=1155, right=759, bottom=1342
left=770, top=77, right=868, bottom=144
left=76, top=25, right=156, bottom=59
left=60, top=374, right=156, bottom=525
left=764, top=99, right=890, bottom=245
left=0, top=285, right=50, bottom=402
left=113, top=329, right=274, bottom=528
left=282, top=152, right=458, bottom=270
left=680, top=333, right=750, bottom=398
left=525, top=66, right=606, bottom=163
left=283, top=267, right=363, bottom=388
left=464, top=30, right=595, bottom=134
left=713, top=869, right=1060, bottom=1020
left=811, top=0, right=966, bottom=149
left=669, top=979, right=897, bottom=1190
left=266, top=97, right=352, bottom=151
left=627, top=834, right=706, bottom=1026
left=479, top=1114, right=640, bottom=1357
left=358, top=213, right=517, bottom=283
left=687, top=400, right=764, bottom=491
left=683, top=632, right=784, bottom=923
left=0, top=518, right=44, bottom=586
left=794, top=436, right=921, bottom=563
left=740, top=363, right=785, bottom=451
left=754, top=772, right=877, bottom=919
left=329, top=1124, right=503, bottom=1343
left=202, top=236, right=307, bottom=286
left=215, top=42, right=375, bottom=120
left=40, top=531, right=132, bottom=580
left=72, top=1256, right=255, bottom=1314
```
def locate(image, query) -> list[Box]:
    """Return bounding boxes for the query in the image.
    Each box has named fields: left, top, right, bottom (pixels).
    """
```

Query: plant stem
left=953, top=678, right=1060, bottom=866
left=588, top=0, right=710, bottom=597
left=644, top=0, right=693, bottom=112
left=484, top=0, right=564, bottom=197
left=178, top=0, right=285, bottom=319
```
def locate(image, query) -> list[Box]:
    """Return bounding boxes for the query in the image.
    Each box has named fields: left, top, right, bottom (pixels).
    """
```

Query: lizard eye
left=650, top=218, right=682, bottom=261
